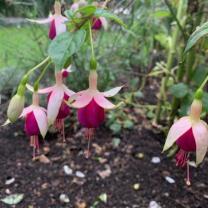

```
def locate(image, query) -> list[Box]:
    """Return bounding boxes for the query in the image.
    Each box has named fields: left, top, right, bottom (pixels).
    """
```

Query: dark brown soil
left=0, top=110, right=208, bottom=208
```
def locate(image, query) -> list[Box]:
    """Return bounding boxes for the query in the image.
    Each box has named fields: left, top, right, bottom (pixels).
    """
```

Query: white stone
left=148, top=201, right=162, bottom=208
left=63, top=165, right=73, bottom=175
left=151, top=157, right=161, bottom=164
left=165, top=176, right=175, bottom=184
left=59, top=194, right=70, bottom=203
left=75, top=171, right=85, bottom=178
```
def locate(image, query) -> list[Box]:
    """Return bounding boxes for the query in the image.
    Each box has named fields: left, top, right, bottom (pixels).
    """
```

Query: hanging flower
left=20, top=93, right=48, bottom=158
left=67, top=70, right=122, bottom=157
left=92, top=17, right=108, bottom=30
left=163, top=99, right=208, bottom=185
left=27, top=68, right=74, bottom=141
left=28, top=1, right=68, bottom=40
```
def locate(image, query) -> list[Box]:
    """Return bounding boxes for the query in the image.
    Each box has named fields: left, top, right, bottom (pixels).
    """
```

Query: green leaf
left=48, top=30, right=86, bottom=71
left=94, top=8, right=127, bottom=28
left=153, top=10, right=170, bottom=18
left=1, top=194, right=24, bottom=205
left=169, top=83, right=189, bottom=98
left=75, top=5, right=96, bottom=16
left=184, top=21, right=208, bottom=53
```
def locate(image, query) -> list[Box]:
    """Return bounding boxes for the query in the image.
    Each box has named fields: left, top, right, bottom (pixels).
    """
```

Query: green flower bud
left=7, top=94, right=25, bottom=122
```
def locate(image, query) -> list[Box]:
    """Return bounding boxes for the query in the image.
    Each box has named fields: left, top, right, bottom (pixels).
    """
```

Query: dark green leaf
left=169, top=83, right=189, bottom=98
left=94, top=8, right=127, bottom=28
left=48, top=30, right=86, bottom=71
left=184, top=21, right=208, bottom=53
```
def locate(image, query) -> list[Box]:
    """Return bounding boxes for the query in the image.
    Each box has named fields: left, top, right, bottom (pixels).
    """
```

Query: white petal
left=94, top=93, right=116, bottom=109
left=163, top=116, right=192, bottom=152
left=192, top=120, right=208, bottom=166
left=47, top=87, right=64, bottom=125
left=27, top=17, right=52, bottom=24
left=54, top=15, right=67, bottom=35
left=33, top=107, right=48, bottom=138
left=102, top=86, right=123, bottom=97
left=63, top=85, right=75, bottom=96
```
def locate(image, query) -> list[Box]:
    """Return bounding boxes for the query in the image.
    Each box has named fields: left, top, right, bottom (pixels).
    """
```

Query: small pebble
left=165, top=176, right=175, bottom=184
left=203, top=194, right=208, bottom=199
left=151, top=157, right=161, bottom=164
left=5, top=177, right=15, bottom=185
left=136, top=153, right=144, bottom=159
left=5, top=189, right=11, bottom=194
left=148, top=201, right=162, bottom=208
left=63, top=165, right=73, bottom=175
left=133, top=183, right=140, bottom=190
left=59, top=194, right=70, bottom=203
left=75, top=171, right=85, bottom=178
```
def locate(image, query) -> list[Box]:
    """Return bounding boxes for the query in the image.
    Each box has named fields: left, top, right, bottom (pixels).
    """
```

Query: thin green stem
left=199, top=74, right=208, bottom=90
left=27, top=56, right=50, bottom=76
left=88, top=21, right=95, bottom=60
left=34, top=61, right=51, bottom=89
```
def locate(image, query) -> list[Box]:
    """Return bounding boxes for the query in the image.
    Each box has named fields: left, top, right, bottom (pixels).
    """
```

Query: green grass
left=0, top=25, right=48, bottom=68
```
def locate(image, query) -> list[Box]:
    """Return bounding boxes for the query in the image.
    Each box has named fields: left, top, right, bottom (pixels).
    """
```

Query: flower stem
left=27, top=56, right=51, bottom=76
left=199, top=74, right=208, bottom=90
left=33, top=61, right=52, bottom=91
left=155, top=0, right=186, bottom=124
left=88, top=21, right=97, bottom=71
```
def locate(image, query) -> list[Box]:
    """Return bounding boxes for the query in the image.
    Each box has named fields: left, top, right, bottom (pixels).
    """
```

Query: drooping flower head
left=68, top=70, right=122, bottom=157
left=163, top=99, right=208, bottom=185
left=20, top=93, right=48, bottom=158
left=27, top=68, right=74, bottom=142
left=28, top=1, right=68, bottom=40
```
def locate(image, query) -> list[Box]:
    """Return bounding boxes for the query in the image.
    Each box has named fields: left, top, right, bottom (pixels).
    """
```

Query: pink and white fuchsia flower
left=20, top=93, right=48, bottom=158
left=27, top=68, right=74, bottom=141
left=163, top=99, right=208, bottom=185
left=28, top=1, right=67, bottom=40
left=68, top=70, right=122, bottom=157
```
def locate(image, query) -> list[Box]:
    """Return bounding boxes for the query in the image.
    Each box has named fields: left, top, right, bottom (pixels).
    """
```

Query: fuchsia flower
left=20, top=93, right=48, bottom=158
left=163, top=99, right=208, bottom=185
left=28, top=68, right=74, bottom=141
left=68, top=70, right=122, bottom=157
left=28, top=1, right=67, bottom=40
left=92, top=17, right=108, bottom=30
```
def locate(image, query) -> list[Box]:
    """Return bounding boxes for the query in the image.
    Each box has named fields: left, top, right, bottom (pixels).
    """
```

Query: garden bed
left=0, top=111, right=208, bottom=208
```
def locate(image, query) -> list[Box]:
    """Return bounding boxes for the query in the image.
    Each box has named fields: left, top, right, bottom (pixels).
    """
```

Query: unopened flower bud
left=7, top=94, right=25, bottom=122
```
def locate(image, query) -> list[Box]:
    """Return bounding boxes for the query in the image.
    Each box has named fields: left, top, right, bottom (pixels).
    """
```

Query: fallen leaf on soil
left=92, top=143, right=103, bottom=154
left=35, top=155, right=51, bottom=164
left=75, top=201, right=87, bottom=208
left=98, top=193, right=107, bottom=203
left=97, top=165, right=111, bottom=179
left=1, top=194, right=24, bottom=205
